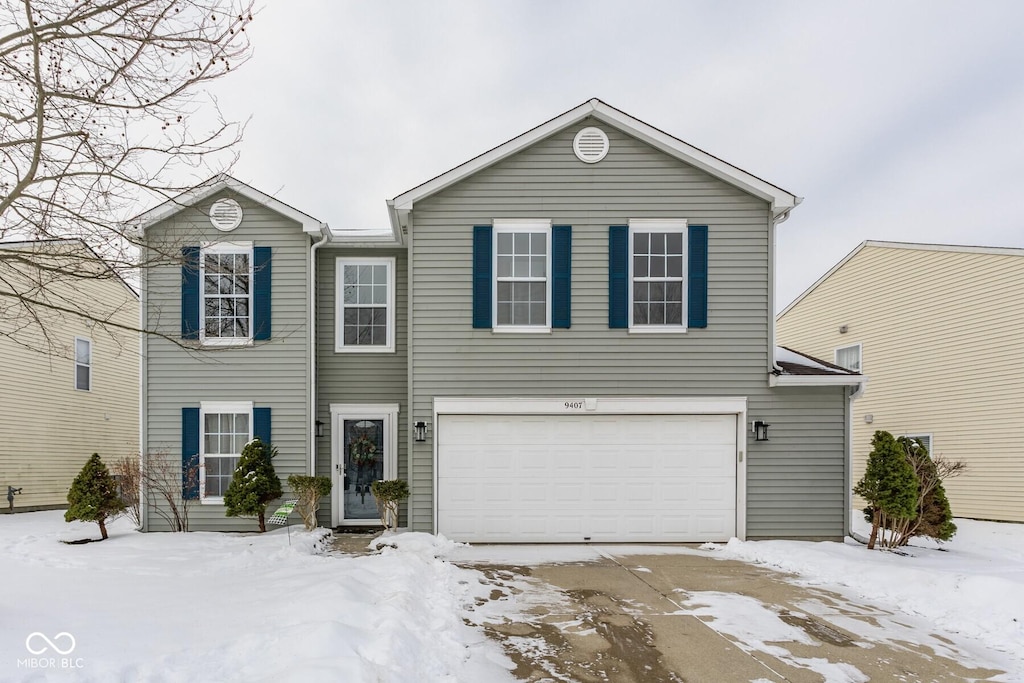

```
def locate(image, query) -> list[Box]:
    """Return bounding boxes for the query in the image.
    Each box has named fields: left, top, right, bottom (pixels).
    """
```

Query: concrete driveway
left=457, top=550, right=1005, bottom=683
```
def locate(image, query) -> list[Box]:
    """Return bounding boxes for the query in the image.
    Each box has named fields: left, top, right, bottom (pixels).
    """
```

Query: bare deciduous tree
left=0, top=0, right=254, bottom=353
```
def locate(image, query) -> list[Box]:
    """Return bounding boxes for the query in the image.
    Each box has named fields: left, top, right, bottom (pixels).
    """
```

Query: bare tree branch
left=0, top=0, right=254, bottom=352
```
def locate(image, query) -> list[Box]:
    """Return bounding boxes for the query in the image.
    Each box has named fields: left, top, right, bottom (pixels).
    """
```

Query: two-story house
left=136, top=99, right=862, bottom=541
left=0, top=239, right=139, bottom=512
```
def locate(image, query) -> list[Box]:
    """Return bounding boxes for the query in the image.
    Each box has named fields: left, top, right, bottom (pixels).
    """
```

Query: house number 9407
left=564, top=401, right=584, bottom=410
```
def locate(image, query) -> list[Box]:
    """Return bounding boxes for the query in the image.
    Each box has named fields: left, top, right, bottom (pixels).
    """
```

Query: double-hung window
left=336, top=257, right=395, bottom=352
left=201, top=242, right=253, bottom=345
left=629, top=220, right=687, bottom=330
left=74, top=337, right=91, bottom=391
left=835, top=344, right=862, bottom=372
left=494, top=221, right=551, bottom=331
left=200, top=401, right=252, bottom=501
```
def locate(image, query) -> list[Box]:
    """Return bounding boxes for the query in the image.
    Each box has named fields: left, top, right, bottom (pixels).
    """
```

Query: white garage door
left=436, top=413, right=737, bottom=543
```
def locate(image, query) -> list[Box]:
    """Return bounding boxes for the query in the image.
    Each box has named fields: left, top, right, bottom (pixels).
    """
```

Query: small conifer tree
left=853, top=430, right=918, bottom=549
left=224, top=438, right=282, bottom=532
left=65, top=453, right=125, bottom=540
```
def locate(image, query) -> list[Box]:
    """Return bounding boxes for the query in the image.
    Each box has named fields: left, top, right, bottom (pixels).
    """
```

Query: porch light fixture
left=753, top=420, right=770, bottom=442
left=315, top=420, right=324, bottom=438
left=414, top=421, right=428, bottom=442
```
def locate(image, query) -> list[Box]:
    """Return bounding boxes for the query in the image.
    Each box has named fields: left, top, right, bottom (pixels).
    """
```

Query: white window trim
left=492, top=220, right=552, bottom=333
left=628, top=219, right=688, bottom=333
left=198, top=400, right=253, bottom=504
left=329, top=402, right=400, bottom=527
left=74, top=336, right=92, bottom=391
left=199, top=241, right=254, bottom=347
left=903, top=433, right=933, bottom=453
left=834, top=342, right=862, bottom=373
left=335, top=256, right=397, bottom=353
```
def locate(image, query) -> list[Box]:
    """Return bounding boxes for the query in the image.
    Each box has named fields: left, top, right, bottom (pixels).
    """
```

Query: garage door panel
left=437, top=413, right=737, bottom=542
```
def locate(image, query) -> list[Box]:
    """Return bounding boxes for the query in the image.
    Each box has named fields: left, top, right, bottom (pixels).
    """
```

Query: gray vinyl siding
left=315, top=248, right=409, bottom=526
left=141, top=189, right=310, bottom=531
left=408, top=119, right=847, bottom=539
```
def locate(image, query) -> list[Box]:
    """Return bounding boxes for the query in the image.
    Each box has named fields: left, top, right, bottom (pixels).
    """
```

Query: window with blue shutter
left=182, top=407, right=200, bottom=500
left=193, top=243, right=263, bottom=344
left=611, top=221, right=708, bottom=330
left=197, top=401, right=256, bottom=500
left=551, top=226, right=572, bottom=329
left=472, top=226, right=492, bottom=329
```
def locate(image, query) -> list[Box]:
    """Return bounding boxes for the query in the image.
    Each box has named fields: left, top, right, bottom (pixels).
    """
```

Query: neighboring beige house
left=0, top=240, right=139, bottom=512
left=777, top=240, right=1024, bottom=523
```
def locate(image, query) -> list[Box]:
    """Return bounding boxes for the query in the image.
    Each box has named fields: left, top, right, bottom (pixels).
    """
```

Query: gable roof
left=387, top=98, right=800, bottom=232
left=0, top=238, right=139, bottom=299
left=129, top=174, right=328, bottom=236
left=778, top=240, right=1024, bottom=320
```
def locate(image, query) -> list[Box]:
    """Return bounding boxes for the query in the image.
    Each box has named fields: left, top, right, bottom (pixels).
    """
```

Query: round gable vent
left=573, top=126, right=609, bottom=164
left=209, top=198, right=243, bottom=231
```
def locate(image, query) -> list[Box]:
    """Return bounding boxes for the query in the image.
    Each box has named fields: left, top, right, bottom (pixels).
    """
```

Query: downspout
left=138, top=237, right=147, bottom=531
left=309, top=229, right=330, bottom=476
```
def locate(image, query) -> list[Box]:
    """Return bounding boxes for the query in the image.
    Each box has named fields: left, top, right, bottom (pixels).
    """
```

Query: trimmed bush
left=371, top=479, right=409, bottom=530
left=224, top=438, right=282, bottom=532
left=66, top=453, right=125, bottom=540
left=287, top=475, right=332, bottom=531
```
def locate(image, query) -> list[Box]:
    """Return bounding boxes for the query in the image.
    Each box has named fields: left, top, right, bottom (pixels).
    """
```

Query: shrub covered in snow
left=224, top=438, right=282, bottom=532
left=65, top=453, right=125, bottom=540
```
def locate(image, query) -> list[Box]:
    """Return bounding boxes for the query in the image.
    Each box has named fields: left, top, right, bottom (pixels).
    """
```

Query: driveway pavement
left=457, top=550, right=1005, bottom=683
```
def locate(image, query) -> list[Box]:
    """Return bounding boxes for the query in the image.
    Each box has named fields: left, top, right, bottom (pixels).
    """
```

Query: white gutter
left=309, top=228, right=330, bottom=476
left=138, top=257, right=147, bottom=531
left=771, top=374, right=866, bottom=387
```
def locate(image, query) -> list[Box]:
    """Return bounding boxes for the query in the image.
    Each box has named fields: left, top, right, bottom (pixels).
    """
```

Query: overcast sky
left=211, top=1, right=1024, bottom=311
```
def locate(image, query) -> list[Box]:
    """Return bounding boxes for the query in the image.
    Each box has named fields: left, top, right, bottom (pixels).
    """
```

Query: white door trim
left=330, top=403, right=400, bottom=527
left=432, top=396, right=748, bottom=540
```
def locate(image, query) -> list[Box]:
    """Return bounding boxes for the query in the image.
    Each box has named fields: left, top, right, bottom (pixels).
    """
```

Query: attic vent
left=209, top=198, right=243, bottom=231
left=573, top=126, right=609, bottom=164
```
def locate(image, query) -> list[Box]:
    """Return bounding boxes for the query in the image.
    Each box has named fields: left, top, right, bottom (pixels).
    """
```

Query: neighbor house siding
left=315, top=247, right=409, bottom=526
left=141, top=190, right=310, bottom=531
left=408, top=120, right=848, bottom=538
left=777, top=244, right=1024, bottom=523
left=0, top=246, right=138, bottom=511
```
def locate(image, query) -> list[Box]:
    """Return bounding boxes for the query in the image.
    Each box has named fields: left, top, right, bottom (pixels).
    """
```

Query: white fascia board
left=433, top=396, right=747, bottom=415
left=588, top=101, right=798, bottom=217
left=130, top=175, right=328, bottom=236
left=391, top=99, right=798, bottom=219
left=769, top=373, right=866, bottom=387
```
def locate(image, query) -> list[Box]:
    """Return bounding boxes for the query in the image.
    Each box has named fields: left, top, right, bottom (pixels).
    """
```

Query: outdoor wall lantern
left=414, top=421, right=428, bottom=442
left=315, top=420, right=324, bottom=438
left=753, top=420, right=770, bottom=441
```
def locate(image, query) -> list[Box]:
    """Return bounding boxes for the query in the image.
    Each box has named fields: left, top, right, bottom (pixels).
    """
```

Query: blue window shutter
left=181, top=407, right=200, bottom=500
left=253, top=407, right=272, bottom=445
left=608, top=226, right=629, bottom=328
left=551, top=226, right=572, bottom=328
left=181, top=247, right=200, bottom=340
left=472, top=226, right=493, bottom=329
left=253, top=246, right=272, bottom=340
left=688, top=225, right=708, bottom=328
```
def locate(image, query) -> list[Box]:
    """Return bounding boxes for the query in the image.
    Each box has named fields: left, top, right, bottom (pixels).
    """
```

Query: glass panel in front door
left=343, top=418, right=384, bottom=520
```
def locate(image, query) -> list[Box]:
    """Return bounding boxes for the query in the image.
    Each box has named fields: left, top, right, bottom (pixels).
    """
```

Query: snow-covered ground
left=0, top=512, right=518, bottom=682
left=2, top=511, right=1022, bottom=681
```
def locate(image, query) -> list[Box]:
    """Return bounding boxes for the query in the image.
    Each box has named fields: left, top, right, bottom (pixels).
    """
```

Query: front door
left=331, top=404, right=398, bottom=526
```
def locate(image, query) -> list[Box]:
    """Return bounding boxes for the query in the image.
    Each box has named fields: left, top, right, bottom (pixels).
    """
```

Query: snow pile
left=0, top=512, right=514, bottom=682
left=709, top=517, right=1024, bottom=671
